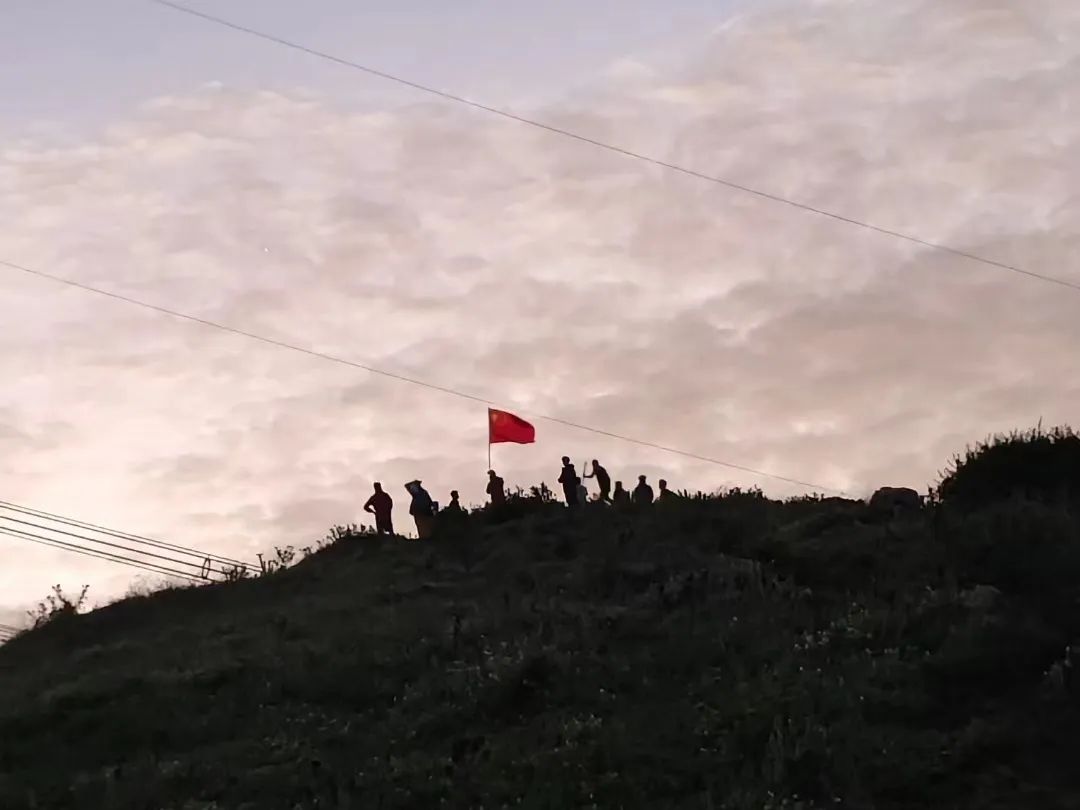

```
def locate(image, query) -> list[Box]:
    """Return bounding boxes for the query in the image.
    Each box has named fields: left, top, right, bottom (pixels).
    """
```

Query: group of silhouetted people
left=363, top=457, right=676, bottom=538
left=557, top=457, right=674, bottom=507
left=363, top=479, right=439, bottom=539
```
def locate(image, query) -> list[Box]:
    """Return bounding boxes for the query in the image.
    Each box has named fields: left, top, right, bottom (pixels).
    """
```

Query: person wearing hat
left=405, top=480, right=436, bottom=539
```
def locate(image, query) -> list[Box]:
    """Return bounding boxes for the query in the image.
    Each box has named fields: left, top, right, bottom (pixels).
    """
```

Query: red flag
left=488, top=408, right=535, bottom=445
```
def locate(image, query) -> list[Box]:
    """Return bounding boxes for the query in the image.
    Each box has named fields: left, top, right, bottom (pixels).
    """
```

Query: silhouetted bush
left=28, top=584, right=89, bottom=628
left=482, top=483, right=560, bottom=524
left=936, top=424, right=1080, bottom=510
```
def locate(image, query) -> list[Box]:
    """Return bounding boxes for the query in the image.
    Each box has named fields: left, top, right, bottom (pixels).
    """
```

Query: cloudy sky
left=2, top=0, right=1078, bottom=621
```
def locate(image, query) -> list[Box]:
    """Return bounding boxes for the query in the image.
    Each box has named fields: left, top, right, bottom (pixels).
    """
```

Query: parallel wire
left=0, top=526, right=205, bottom=582
left=0, top=514, right=228, bottom=575
left=150, top=0, right=1080, bottom=295
left=0, top=499, right=254, bottom=568
left=1, top=258, right=841, bottom=494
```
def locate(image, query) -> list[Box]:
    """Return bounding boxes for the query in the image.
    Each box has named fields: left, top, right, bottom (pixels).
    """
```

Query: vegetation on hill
left=935, top=424, right=1080, bottom=510
left=1, top=429, right=1078, bottom=810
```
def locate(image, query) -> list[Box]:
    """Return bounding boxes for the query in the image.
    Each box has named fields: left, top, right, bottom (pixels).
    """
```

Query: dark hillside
left=1, top=487, right=1078, bottom=809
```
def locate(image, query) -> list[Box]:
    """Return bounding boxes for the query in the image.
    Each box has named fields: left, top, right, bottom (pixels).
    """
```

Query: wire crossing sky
left=0, top=258, right=844, bottom=495
left=150, top=0, right=1080, bottom=296
left=0, top=499, right=262, bottom=583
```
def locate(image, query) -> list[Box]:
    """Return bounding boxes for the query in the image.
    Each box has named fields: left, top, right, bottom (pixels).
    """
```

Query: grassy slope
left=1, top=493, right=1078, bottom=810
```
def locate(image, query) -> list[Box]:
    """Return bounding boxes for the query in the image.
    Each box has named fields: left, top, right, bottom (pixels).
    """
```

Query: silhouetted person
left=658, top=479, right=677, bottom=502
left=613, top=481, right=630, bottom=506
left=632, top=475, right=654, bottom=506
left=405, top=480, right=435, bottom=539
left=558, top=456, right=579, bottom=507
left=486, top=470, right=506, bottom=506
left=444, top=490, right=464, bottom=513
left=363, top=482, right=394, bottom=535
left=584, top=459, right=611, bottom=502
left=439, top=488, right=467, bottom=536
left=576, top=476, right=589, bottom=505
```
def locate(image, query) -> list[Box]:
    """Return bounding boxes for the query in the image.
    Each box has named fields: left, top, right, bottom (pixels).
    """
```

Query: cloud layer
left=2, top=0, right=1079, bottom=613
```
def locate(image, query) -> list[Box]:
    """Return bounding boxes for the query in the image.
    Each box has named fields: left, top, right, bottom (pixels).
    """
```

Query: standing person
left=444, top=490, right=464, bottom=513
left=438, top=489, right=467, bottom=536
left=486, top=470, right=506, bottom=506
left=612, top=481, right=631, bottom=506
left=658, top=479, right=677, bottom=502
left=584, top=459, right=612, bottom=503
left=632, top=475, right=654, bottom=506
left=405, top=480, right=436, bottom=539
left=558, top=456, right=579, bottom=507
left=363, top=482, right=394, bottom=535
left=576, top=476, right=589, bottom=506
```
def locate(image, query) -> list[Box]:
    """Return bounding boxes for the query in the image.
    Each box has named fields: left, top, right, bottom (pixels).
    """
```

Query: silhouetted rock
left=868, top=486, right=922, bottom=514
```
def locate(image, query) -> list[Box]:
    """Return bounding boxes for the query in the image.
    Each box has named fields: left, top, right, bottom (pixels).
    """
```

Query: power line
left=0, top=499, right=254, bottom=569
left=0, top=525, right=205, bottom=582
left=0, top=502, right=262, bottom=582
left=0, top=526, right=205, bottom=582
left=150, top=0, right=1080, bottom=295
left=1, top=257, right=842, bottom=494
left=0, top=513, right=231, bottom=577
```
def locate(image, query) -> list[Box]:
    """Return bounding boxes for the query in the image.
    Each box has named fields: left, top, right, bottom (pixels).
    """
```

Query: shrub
left=935, top=424, right=1080, bottom=510
left=258, top=545, right=297, bottom=575
left=220, top=564, right=252, bottom=582
left=945, top=499, right=1080, bottom=627
left=27, top=584, right=89, bottom=628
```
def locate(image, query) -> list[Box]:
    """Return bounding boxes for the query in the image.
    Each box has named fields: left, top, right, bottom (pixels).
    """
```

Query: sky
left=2, top=0, right=1079, bottom=623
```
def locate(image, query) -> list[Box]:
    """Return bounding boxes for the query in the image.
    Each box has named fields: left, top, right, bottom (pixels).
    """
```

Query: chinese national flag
left=488, top=408, right=535, bottom=445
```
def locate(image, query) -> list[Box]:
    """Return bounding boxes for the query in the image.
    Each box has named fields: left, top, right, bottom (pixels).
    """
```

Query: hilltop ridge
left=2, top=463, right=1079, bottom=808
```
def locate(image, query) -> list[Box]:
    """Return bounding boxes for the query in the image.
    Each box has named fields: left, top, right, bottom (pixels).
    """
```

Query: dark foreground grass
left=1, top=492, right=1078, bottom=809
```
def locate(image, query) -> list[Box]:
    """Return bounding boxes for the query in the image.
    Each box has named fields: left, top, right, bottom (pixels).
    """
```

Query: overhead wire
left=149, top=0, right=1080, bottom=295
left=0, top=257, right=843, bottom=494
left=0, top=499, right=254, bottom=569
left=0, top=526, right=206, bottom=582
left=0, top=513, right=235, bottom=577
left=1, top=3, right=1065, bottom=510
